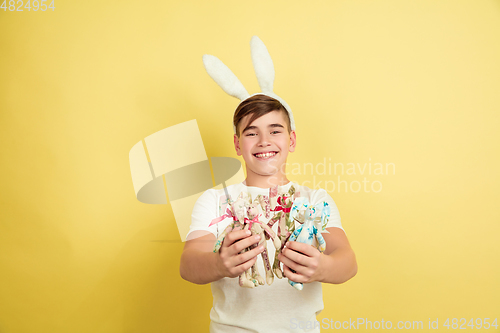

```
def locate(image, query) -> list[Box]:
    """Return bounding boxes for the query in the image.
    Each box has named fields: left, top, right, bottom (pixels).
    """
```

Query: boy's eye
left=246, top=133, right=256, bottom=136
left=271, top=131, right=281, bottom=134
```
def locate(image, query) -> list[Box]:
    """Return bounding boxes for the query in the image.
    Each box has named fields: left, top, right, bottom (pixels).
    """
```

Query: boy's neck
left=243, top=173, right=291, bottom=189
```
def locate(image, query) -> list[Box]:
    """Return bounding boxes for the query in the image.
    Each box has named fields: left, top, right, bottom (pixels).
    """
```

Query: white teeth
left=255, top=152, right=277, bottom=158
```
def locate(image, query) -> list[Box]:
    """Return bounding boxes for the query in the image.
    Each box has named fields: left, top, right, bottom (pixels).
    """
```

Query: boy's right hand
left=216, top=228, right=264, bottom=279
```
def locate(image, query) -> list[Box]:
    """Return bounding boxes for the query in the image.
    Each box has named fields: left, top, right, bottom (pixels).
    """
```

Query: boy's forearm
left=180, top=249, right=224, bottom=285
left=318, top=248, right=357, bottom=284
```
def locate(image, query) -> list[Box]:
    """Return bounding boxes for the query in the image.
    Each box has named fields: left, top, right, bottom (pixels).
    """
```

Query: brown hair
left=233, top=94, right=291, bottom=137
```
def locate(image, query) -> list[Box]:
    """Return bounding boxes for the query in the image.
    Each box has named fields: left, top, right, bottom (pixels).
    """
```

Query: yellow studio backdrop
left=1, top=0, right=499, bottom=332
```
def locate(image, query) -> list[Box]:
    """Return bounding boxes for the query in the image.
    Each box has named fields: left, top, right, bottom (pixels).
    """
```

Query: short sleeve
left=310, top=189, right=344, bottom=232
left=186, top=189, right=219, bottom=240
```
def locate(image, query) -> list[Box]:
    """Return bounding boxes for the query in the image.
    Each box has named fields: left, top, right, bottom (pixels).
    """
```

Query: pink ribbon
left=244, top=214, right=261, bottom=230
left=244, top=215, right=277, bottom=241
left=209, top=207, right=238, bottom=227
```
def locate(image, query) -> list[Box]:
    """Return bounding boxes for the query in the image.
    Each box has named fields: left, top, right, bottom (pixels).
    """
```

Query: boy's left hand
left=278, top=241, right=324, bottom=284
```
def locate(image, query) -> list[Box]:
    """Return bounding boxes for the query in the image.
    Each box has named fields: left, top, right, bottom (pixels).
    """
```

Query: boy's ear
left=234, top=134, right=242, bottom=156
left=289, top=130, right=297, bottom=153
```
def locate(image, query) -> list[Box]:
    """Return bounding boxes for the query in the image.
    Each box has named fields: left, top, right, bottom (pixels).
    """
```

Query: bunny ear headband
left=202, top=36, right=296, bottom=134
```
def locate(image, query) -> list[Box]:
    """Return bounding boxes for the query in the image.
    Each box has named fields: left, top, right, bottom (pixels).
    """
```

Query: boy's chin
left=249, top=168, right=282, bottom=178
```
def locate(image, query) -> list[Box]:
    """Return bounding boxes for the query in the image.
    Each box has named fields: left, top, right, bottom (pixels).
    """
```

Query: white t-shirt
left=186, top=181, right=343, bottom=333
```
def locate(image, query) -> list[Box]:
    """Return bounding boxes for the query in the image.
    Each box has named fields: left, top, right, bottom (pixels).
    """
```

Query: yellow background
left=1, top=0, right=499, bottom=332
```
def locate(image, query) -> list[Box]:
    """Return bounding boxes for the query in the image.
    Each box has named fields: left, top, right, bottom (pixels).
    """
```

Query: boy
left=180, top=94, right=357, bottom=332
left=180, top=36, right=357, bottom=333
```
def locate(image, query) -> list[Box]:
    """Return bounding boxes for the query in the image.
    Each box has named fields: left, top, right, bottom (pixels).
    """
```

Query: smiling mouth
left=253, top=152, right=278, bottom=159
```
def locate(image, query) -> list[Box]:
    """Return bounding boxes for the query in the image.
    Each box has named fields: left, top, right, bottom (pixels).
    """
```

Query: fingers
left=226, top=255, right=258, bottom=278
left=282, top=264, right=293, bottom=279
left=279, top=246, right=307, bottom=266
left=222, top=229, right=249, bottom=247
left=218, top=229, right=264, bottom=278
left=218, top=255, right=253, bottom=279
left=283, top=264, right=305, bottom=283
left=235, top=244, right=264, bottom=263
left=278, top=242, right=319, bottom=278
left=278, top=250, right=306, bottom=274
left=285, top=241, right=318, bottom=257
left=224, top=231, right=262, bottom=256
left=222, top=245, right=264, bottom=278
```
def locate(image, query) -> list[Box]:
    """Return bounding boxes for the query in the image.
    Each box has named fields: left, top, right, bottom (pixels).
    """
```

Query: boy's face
left=234, top=110, right=296, bottom=183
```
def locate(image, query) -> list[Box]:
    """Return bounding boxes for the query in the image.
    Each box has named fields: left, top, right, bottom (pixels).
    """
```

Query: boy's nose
left=257, top=135, right=271, bottom=146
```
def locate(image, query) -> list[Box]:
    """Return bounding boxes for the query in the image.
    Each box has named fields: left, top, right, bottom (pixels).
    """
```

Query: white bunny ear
left=203, top=54, right=250, bottom=101
left=250, top=36, right=275, bottom=94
